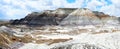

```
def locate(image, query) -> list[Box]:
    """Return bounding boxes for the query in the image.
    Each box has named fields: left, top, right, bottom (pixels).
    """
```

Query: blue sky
left=0, top=0, right=120, bottom=20
left=67, top=0, right=76, bottom=3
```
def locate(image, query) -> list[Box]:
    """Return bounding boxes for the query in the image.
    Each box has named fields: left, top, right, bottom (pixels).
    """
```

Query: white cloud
left=0, top=0, right=85, bottom=19
left=84, top=0, right=120, bottom=17
left=86, top=0, right=105, bottom=10
left=0, top=4, right=30, bottom=19
left=0, top=0, right=120, bottom=19
left=111, top=0, right=120, bottom=8
left=100, top=5, right=120, bottom=17
left=99, top=0, right=120, bottom=16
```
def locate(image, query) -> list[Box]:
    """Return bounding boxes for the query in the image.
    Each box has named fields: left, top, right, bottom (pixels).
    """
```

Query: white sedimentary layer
left=19, top=32, right=120, bottom=49
left=18, top=25, right=120, bottom=49
left=1, top=25, right=120, bottom=49
left=60, top=8, right=101, bottom=26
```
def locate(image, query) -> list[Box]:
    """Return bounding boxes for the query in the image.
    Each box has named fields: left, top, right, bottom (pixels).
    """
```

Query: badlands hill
left=10, top=8, right=76, bottom=26
left=1, top=8, right=120, bottom=49
left=10, top=8, right=120, bottom=26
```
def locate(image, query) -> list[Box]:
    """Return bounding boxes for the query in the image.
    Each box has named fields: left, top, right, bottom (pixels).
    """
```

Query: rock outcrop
left=60, top=8, right=119, bottom=26
left=10, top=8, right=77, bottom=26
left=10, top=8, right=120, bottom=26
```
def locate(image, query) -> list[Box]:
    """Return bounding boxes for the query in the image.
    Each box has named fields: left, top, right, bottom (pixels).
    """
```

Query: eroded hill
left=10, top=8, right=120, bottom=26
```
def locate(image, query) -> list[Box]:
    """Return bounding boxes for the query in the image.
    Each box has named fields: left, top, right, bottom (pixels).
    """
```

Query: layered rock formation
left=60, top=8, right=119, bottom=26
left=10, top=8, right=120, bottom=26
left=11, top=8, right=77, bottom=26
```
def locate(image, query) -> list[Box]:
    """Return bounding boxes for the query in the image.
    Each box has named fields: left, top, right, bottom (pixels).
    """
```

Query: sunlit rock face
left=60, top=8, right=119, bottom=26
left=60, top=8, right=100, bottom=26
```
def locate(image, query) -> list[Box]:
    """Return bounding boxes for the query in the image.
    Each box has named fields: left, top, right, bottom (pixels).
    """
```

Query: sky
left=0, top=0, right=120, bottom=20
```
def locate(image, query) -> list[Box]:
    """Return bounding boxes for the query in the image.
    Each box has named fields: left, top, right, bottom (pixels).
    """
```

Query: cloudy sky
left=0, top=0, right=120, bottom=20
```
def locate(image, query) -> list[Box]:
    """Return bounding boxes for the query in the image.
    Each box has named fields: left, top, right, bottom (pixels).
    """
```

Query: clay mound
left=11, top=8, right=77, bottom=26
left=60, top=8, right=120, bottom=26
left=60, top=8, right=101, bottom=26
left=10, top=8, right=120, bottom=26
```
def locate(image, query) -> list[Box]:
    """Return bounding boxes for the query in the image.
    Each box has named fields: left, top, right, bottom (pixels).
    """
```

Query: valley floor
left=0, top=25, right=120, bottom=49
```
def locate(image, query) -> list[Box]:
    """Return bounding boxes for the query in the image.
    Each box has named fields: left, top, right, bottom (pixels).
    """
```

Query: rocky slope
left=60, top=8, right=119, bottom=26
left=10, top=8, right=77, bottom=26
left=10, top=8, right=120, bottom=26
